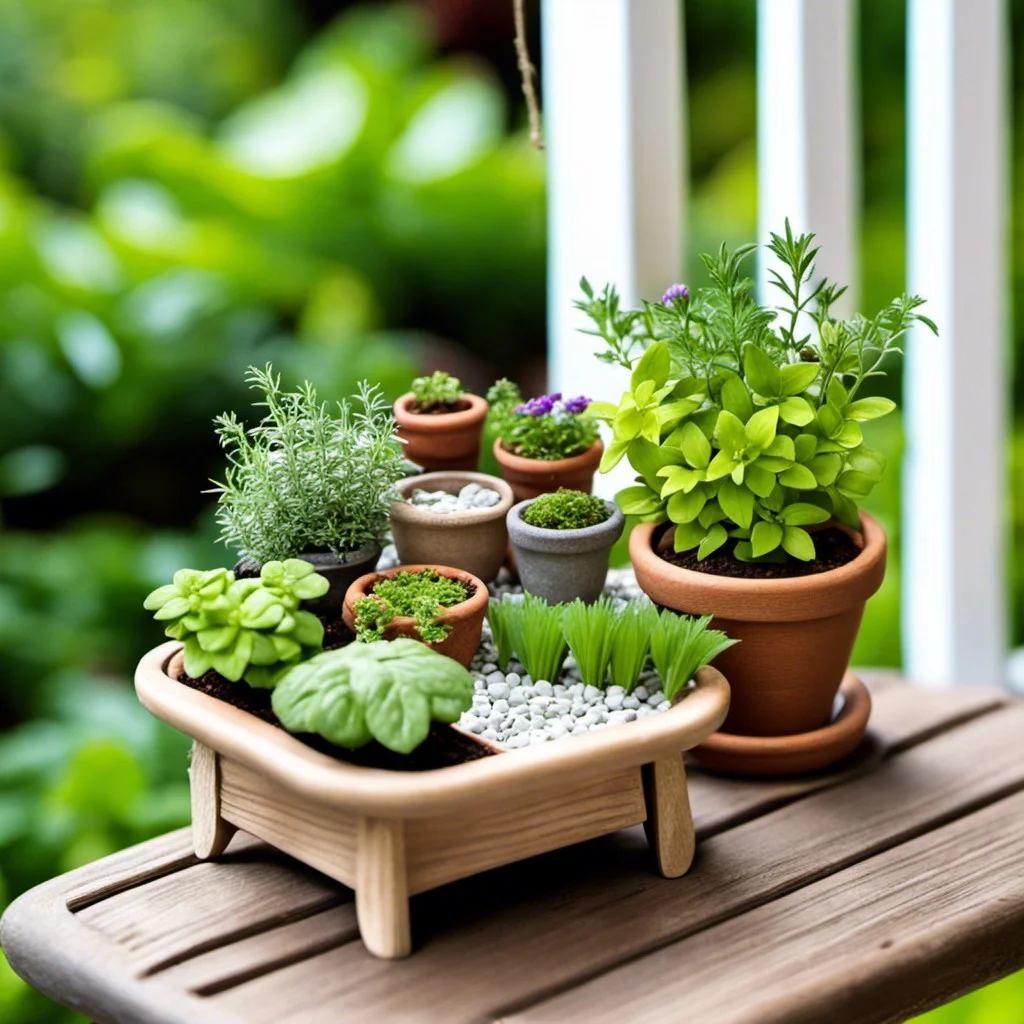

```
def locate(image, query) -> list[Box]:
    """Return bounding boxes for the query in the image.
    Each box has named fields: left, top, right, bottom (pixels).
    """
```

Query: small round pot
left=493, top=438, right=603, bottom=503
left=341, top=564, right=488, bottom=668
left=393, top=393, right=488, bottom=472
left=233, top=544, right=381, bottom=616
left=389, top=472, right=514, bottom=583
left=507, top=498, right=624, bottom=604
left=629, top=514, right=886, bottom=738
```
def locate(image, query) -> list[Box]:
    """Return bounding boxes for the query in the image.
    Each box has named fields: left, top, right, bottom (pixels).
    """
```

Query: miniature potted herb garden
left=213, top=365, right=407, bottom=612
left=135, top=367, right=731, bottom=960
left=507, top=489, right=624, bottom=604
left=393, top=370, right=489, bottom=471
left=580, top=223, right=935, bottom=775
left=488, top=379, right=603, bottom=501
left=389, top=471, right=514, bottom=582
left=341, top=565, right=489, bottom=667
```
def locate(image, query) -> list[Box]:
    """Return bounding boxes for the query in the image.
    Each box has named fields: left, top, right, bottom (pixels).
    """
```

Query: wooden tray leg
left=189, top=741, right=237, bottom=860
left=643, top=755, right=695, bottom=878
left=356, top=817, right=411, bottom=959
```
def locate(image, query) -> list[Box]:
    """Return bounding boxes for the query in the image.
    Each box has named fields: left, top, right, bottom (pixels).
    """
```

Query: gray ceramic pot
left=506, top=499, right=624, bottom=604
left=234, top=544, right=381, bottom=616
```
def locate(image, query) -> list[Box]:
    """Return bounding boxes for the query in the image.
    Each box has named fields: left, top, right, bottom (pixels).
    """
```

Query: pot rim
left=342, top=563, right=490, bottom=632
left=390, top=472, right=514, bottom=527
left=135, top=640, right=730, bottom=815
left=629, top=512, right=887, bottom=622
left=507, top=498, right=625, bottom=553
left=298, top=543, right=382, bottom=568
left=492, top=436, right=604, bottom=474
left=393, top=392, right=488, bottom=432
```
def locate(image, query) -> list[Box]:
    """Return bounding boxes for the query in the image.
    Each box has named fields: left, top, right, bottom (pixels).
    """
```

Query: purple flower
left=662, top=283, right=689, bottom=305
left=517, top=393, right=557, bottom=417
left=563, top=395, right=591, bottom=414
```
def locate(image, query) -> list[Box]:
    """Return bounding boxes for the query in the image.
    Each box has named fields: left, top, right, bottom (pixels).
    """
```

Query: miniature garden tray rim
left=136, top=641, right=730, bottom=819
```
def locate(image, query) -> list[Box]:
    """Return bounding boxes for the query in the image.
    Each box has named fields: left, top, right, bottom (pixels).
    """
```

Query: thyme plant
left=410, top=370, right=465, bottom=411
left=578, top=223, right=937, bottom=562
left=211, top=365, right=407, bottom=564
left=353, top=569, right=469, bottom=644
left=521, top=489, right=611, bottom=530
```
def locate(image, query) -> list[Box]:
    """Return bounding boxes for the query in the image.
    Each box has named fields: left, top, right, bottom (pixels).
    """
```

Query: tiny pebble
left=481, top=663, right=497, bottom=675
left=622, top=696, right=641, bottom=710
left=535, top=680, right=553, bottom=696
left=657, top=700, right=671, bottom=711
left=505, top=733, right=530, bottom=749
left=606, top=693, right=623, bottom=710
left=634, top=685, right=649, bottom=701
left=487, top=681, right=509, bottom=700
left=481, top=728, right=498, bottom=740
left=505, top=672, right=521, bottom=687
left=647, top=691, right=666, bottom=706
left=583, top=685, right=604, bottom=703
left=509, top=688, right=527, bottom=706
left=511, top=717, right=531, bottom=734
left=492, top=699, right=509, bottom=716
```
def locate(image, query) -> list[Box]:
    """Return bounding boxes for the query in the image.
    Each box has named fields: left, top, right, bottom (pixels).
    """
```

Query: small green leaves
left=782, top=526, right=816, bottom=561
left=845, top=396, right=896, bottom=421
left=717, top=479, right=754, bottom=529
left=616, top=484, right=663, bottom=516
left=742, top=345, right=780, bottom=396
left=751, top=521, right=783, bottom=557
left=631, top=341, right=671, bottom=390
left=744, top=405, right=779, bottom=449
left=779, top=503, right=831, bottom=526
left=677, top=421, right=711, bottom=468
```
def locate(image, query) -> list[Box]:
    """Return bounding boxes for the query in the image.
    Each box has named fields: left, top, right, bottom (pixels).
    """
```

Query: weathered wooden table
left=3, top=675, right=1024, bottom=1024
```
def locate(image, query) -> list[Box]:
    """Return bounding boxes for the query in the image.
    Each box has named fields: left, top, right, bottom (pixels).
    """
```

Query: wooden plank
left=76, top=845, right=348, bottom=975
left=509, top=789, right=1024, bottom=1023
left=904, top=0, right=1009, bottom=687
left=208, top=704, right=1024, bottom=1022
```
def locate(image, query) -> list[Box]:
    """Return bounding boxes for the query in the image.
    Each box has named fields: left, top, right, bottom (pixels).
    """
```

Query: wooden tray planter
left=135, top=641, right=730, bottom=959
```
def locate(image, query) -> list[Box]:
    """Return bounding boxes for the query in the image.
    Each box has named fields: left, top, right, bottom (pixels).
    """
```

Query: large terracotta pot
left=629, top=514, right=886, bottom=737
left=492, top=438, right=603, bottom=503
left=393, top=393, right=488, bottom=472
left=342, top=564, right=488, bottom=668
left=389, top=472, right=514, bottom=583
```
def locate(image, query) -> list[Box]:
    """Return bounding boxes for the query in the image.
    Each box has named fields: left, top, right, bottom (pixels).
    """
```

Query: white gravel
left=408, top=483, right=501, bottom=513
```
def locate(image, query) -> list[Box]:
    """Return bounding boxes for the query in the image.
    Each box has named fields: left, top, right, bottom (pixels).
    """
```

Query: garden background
left=0, top=1, right=1020, bottom=1020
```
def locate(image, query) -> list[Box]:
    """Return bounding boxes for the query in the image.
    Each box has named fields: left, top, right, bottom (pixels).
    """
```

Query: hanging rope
left=513, top=0, right=544, bottom=150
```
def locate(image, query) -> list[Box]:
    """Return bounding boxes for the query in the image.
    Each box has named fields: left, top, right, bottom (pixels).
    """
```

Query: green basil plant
left=578, top=223, right=936, bottom=562
left=144, top=559, right=328, bottom=687
left=272, top=639, right=474, bottom=754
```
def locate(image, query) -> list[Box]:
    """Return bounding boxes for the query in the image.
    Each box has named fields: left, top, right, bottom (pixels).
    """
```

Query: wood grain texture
left=405, top=767, right=646, bottom=894
left=219, top=756, right=358, bottom=888
left=209, top=704, right=1024, bottom=1023
left=642, top=757, right=693, bottom=877
left=510, top=789, right=1024, bottom=1024
left=190, top=743, right=236, bottom=860
left=356, top=818, right=410, bottom=959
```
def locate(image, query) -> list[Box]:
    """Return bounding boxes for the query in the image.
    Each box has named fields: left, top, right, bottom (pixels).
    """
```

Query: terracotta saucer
left=689, top=672, right=872, bottom=777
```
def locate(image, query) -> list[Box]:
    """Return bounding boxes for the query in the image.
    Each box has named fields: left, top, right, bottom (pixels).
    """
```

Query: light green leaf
left=763, top=434, right=796, bottom=461
left=672, top=519, right=706, bottom=552
left=816, top=405, right=843, bottom=438
left=617, top=484, right=663, bottom=516
left=632, top=341, right=672, bottom=390
left=782, top=526, right=816, bottom=561
left=153, top=596, right=190, bottom=621
left=667, top=487, right=706, bottom=524
left=779, top=362, right=820, bottom=396
left=717, top=478, right=754, bottom=529
left=705, top=450, right=737, bottom=482
left=826, top=377, right=849, bottom=407
left=836, top=470, right=876, bottom=499
left=658, top=466, right=699, bottom=498
left=844, top=396, right=896, bottom=421
left=779, top=396, right=815, bottom=426
left=678, top=421, right=711, bottom=469
left=745, top=405, right=779, bottom=450
left=742, top=345, right=781, bottom=397
left=698, top=501, right=728, bottom=528
left=697, top=524, right=728, bottom=560
left=807, top=454, right=842, bottom=486
left=720, top=376, right=754, bottom=421
left=794, top=433, right=818, bottom=462
left=779, top=503, right=831, bottom=526
left=715, top=410, right=748, bottom=456
left=600, top=437, right=631, bottom=473
left=836, top=420, right=863, bottom=448
left=778, top=464, right=818, bottom=489
left=751, top=521, right=784, bottom=557
left=846, top=446, right=886, bottom=480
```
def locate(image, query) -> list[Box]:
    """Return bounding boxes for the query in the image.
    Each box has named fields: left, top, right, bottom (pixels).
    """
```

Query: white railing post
left=542, top=0, right=685, bottom=496
left=904, top=0, right=1008, bottom=687
left=757, top=0, right=858, bottom=313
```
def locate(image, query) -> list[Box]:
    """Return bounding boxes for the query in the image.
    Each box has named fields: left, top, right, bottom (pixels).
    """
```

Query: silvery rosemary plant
left=211, top=365, right=407, bottom=564
left=578, top=222, right=937, bottom=563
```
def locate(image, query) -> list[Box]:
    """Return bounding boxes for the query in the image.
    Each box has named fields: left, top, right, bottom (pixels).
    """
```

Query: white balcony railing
left=542, top=0, right=1008, bottom=687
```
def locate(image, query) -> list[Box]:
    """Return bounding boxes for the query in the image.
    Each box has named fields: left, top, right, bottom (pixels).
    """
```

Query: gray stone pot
left=506, top=499, right=624, bottom=604
left=233, top=543, right=381, bottom=616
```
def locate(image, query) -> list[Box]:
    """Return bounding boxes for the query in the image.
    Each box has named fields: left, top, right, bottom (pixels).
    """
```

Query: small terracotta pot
left=234, top=544, right=381, bottom=616
left=629, top=514, right=886, bottom=738
left=342, top=564, right=488, bottom=668
left=507, top=498, right=624, bottom=604
left=492, top=438, right=603, bottom=502
left=393, top=393, right=488, bottom=472
left=389, top=472, right=513, bottom=583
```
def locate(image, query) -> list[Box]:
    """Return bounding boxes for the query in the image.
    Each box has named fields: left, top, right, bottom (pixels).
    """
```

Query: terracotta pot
left=233, top=544, right=381, bottom=616
left=390, top=472, right=514, bottom=583
left=629, top=514, right=886, bottom=737
left=507, top=498, right=624, bottom=604
left=342, top=564, right=489, bottom=668
left=393, top=393, right=488, bottom=472
left=492, top=438, right=604, bottom=502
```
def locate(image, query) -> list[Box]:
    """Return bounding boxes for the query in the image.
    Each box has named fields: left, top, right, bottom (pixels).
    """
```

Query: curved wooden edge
left=0, top=830, right=242, bottom=1024
left=135, top=642, right=731, bottom=819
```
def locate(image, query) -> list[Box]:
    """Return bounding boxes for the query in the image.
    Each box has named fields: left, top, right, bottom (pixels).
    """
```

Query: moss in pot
left=393, top=371, right=489, bottom=472
left=581, top=222, right=936, bottom=774
left=507, top=489, right=625, bottom=605
left=487, top=379, right=603, bottom=501
left=211, top=364, right=408, bottom=613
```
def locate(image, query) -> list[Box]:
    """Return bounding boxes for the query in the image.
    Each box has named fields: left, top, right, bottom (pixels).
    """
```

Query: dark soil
left=409, top=398, right=471, bottom=415
left=176, top=612, right=494, bottom=771
left=659, top=526, right=861, bottom=579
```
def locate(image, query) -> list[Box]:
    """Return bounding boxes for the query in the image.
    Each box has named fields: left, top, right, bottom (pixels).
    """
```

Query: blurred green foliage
left=0, top=1, right=1019, bottom=1021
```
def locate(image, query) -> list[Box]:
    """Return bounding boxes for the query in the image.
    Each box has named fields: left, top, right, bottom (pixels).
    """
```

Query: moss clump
left=354, top=569, right=470, bottom=644
left=522, top=489, right=611, bottom=530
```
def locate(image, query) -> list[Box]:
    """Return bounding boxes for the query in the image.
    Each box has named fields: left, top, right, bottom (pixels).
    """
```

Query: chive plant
left=561, top=598, right=617, bottom=687
left=486, top=597, right=516, bottom=671
left=507, top=593, right=568, bottom=683
left=608, top=600, right=659, bottom=691
left=649, top=611, right=737, bottom=700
